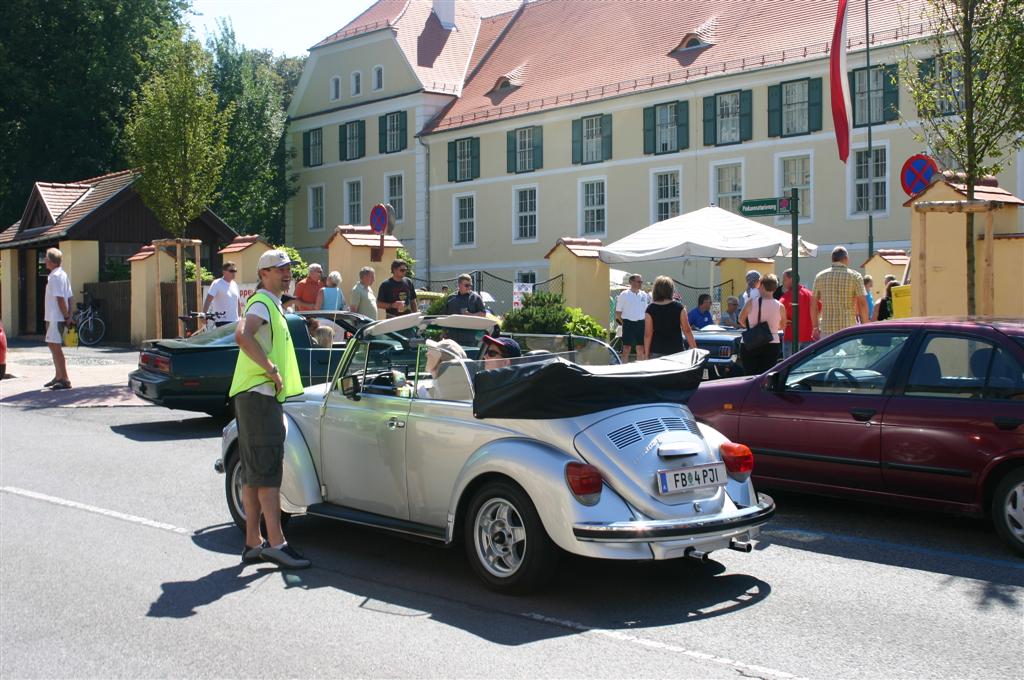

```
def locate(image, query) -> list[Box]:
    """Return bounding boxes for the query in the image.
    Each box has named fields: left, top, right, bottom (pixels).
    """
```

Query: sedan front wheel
left=464, top=481, right=557, bottom=593
left=992, top=469, right=1024, bottom=556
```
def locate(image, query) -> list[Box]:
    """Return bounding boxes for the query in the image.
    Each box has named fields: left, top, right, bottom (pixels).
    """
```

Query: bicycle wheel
left=78, top=316, right=106, bottom=346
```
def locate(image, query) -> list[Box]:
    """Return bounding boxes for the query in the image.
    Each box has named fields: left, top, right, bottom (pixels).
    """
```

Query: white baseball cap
left=257, top=249, right=294, bottom=270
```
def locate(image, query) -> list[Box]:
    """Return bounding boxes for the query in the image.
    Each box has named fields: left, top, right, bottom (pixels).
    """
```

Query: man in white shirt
left=43, top=247, right=73, bottom=389
left=615, top=273, right=651, bottom=362
left=203, top=261, right=243, bottom=327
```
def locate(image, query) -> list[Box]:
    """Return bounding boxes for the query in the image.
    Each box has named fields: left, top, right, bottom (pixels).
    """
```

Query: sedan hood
left=572, top=404, right=724, bottom=516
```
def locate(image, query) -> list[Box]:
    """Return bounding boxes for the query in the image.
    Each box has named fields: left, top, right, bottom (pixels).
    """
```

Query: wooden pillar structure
left=151, top=238, right=203, bottom=339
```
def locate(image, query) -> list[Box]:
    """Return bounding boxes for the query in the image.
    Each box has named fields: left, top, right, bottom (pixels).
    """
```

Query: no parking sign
left=901, top=154, right=939, bottom=196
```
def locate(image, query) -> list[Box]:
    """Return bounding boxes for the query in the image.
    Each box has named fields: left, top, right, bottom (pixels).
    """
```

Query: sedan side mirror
left=763, top=371, right=784, bottom=393
left=341, top=374, right=361, bottom=400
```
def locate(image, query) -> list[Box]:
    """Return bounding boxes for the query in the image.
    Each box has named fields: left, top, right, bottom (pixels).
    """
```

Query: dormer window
left=684, top=37, right=703, bottom=49
left=672, top=17, right=717, bottom=53
left=488, top=64, right=526, bottom=95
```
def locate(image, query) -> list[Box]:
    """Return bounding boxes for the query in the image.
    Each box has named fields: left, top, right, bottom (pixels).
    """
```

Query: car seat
left=908, top=352, right=942, bottom=388
left=432, top=360, right=475, bottom=402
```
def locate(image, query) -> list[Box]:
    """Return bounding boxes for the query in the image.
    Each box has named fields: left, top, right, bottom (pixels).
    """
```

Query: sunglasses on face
left=484, top=349, right=503, bottom=358
left=397, top=268, right=408, bottom=273
left=226, top=269, right=237, bottom=273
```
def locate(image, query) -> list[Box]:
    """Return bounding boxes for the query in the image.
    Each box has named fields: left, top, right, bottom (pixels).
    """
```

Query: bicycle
left=72, top=293, right=106, bottom=346
left=178, top=310, right=226, bottom=338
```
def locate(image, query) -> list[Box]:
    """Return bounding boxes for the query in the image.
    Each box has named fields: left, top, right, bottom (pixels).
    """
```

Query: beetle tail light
left=565, top=462, right=603, bottom=506
left=720, top=442, right=754, bottom=481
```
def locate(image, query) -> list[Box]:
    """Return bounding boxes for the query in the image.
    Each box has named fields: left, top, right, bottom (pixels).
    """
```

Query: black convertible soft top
left=472, top=355, right=705, bottom=419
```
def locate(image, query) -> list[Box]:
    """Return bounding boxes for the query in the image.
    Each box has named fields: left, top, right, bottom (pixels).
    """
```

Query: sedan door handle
left=993, top=416, right=1023, bottom=431
left=387, top=417, right=406, bottom=430
left=850, top=408, right=876, bottom=422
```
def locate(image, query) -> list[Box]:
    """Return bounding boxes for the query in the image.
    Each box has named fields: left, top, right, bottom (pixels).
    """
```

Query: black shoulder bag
left=741, top=298, right=773, bottom=351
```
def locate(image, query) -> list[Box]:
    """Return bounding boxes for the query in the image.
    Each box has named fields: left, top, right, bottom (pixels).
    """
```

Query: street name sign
left=739, top=197, right=795, bottom=217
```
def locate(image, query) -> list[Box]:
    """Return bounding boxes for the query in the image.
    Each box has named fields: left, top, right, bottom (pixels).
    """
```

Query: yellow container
left=891, top=284, right=912, bottom=318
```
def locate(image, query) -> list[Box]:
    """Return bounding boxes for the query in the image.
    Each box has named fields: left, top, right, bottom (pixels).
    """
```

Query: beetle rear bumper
left=572, top=493, right=774, bottom=542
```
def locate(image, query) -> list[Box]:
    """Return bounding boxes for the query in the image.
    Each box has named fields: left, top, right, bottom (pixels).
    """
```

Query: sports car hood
left=572, top=404, right=723, bottom=515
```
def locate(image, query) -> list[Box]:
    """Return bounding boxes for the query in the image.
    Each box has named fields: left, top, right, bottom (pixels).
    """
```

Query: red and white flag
left=830, top=0, right=852, bottom=163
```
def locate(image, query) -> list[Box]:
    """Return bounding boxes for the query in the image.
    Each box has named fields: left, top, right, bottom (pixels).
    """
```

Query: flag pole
left=865, top=0, right=875, bottom=257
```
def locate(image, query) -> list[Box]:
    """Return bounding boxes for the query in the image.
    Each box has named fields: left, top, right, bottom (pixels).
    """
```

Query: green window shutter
left=398, top=110, right=408, bottom=150
left=601, top=113, right=612, bottom=160
left=447, top=141, right=456, bottom=182
left=702, top=96, right=716, bottom=146
left=357, top=120, right=366, bottom=159
left=642, top=106, right=655, bottom=154
left=882, top=64, right=899, bottom=121
left=506, top=130, right=516, bottom=173
left=676, top=101, right=689, bottom=150
left=571, top=118, right=582, bottom=164
left=532, top=125, right=543, bottom=169
left=739, top=89, right=753, bottom=141
left=302, top=131, right=310, bottom=166
left=378, top=114, right=387, bottom=153
left=918, top=57, right=935, bottom=82
left=849, top=71, right=859, bottom=125
left=470, top=137, right=480, bottom=179
left=808, top=78, right=823, bottom=132
left=338, top=124, right=347, bottom=161
left=767, top=85, right=781, bottom=137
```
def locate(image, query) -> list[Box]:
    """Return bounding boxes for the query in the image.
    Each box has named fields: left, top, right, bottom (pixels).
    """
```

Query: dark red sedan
left=688, top=318, right=1024, bottom=555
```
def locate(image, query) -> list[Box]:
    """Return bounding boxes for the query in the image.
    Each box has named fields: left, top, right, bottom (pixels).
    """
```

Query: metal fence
left=672, top=278, right=735, bottom=313
left=412, top=271, right=564, bottom=316
left=83, top=281, right=131, bottom=343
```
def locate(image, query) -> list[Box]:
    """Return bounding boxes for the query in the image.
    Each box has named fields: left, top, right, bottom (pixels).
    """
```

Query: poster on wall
left=512, top=282, right=534, bottom=310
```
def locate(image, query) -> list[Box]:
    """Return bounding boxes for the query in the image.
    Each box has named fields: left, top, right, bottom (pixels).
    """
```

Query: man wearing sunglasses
left=480, top=335, right=521, bottom=369
left=443, top=273, right=486, bottom=345
left=377, top=259, right=417, bottom=318
left=203, top=261, right=243, bottom=327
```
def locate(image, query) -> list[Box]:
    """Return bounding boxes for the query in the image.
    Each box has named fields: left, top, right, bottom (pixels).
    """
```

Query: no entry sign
left=901, top=154, right=939, bottom=196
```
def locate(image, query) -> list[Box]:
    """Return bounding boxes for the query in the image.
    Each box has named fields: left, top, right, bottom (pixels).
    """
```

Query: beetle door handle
left=387, top=417, right=406, bottom=430
left=993, top=416, right=1022, bottom=431
left=850, top=408, right=876, bottom=422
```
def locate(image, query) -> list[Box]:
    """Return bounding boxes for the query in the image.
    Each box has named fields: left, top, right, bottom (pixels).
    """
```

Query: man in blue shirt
left=687, top=293, right=714, bottom=329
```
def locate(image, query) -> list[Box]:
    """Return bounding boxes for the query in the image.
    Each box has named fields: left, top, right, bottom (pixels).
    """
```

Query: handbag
left=63, top=325, right=79, bottom=348
left=741, top=299, right=773, bottom=351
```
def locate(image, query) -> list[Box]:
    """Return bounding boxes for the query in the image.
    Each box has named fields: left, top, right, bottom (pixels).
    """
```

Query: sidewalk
left=0, top=340, right=150, bottom=409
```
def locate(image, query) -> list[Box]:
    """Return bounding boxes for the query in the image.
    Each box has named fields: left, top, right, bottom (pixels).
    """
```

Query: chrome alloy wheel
left=1003, top=479, right=1024, bottom=543
left=230, top=457, right=247, bottom=522
left=473, top=497, right=528, bottom=578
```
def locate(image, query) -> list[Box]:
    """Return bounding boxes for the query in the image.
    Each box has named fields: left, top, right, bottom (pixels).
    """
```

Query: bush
left=102, top=259, right=131, bottom=282
left=565, top=306, right=607, bottom=338
left=426, top=296, right=447, bottom=315
left=501, top=292, right=605, bottom=339
left=396, top=247, right=416, bottom=278
left=274, top=244, right=308, bottom=280
left=184, top=260, right=213, bottom=282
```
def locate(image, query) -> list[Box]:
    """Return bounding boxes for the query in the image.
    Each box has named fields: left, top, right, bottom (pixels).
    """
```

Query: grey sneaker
left=242, top=541, right=268, bottom=564
left=260, top=543, right=311, bottom=569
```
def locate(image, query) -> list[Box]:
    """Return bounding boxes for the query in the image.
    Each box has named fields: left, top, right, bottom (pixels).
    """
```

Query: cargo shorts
left=234, top=392, right=286, bottom=488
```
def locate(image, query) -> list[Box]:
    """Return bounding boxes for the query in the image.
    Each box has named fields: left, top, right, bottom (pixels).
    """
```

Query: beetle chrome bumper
left=572, top=493, right=775, bottom=542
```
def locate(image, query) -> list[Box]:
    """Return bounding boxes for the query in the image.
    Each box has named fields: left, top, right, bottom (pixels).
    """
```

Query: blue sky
left=186, top=0, right=376, bottom=56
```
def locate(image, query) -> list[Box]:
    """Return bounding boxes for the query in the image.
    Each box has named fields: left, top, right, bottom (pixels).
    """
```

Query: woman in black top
left=873, top=279, right=897, bottom=321
left=644, top=276, right=697, bottom=358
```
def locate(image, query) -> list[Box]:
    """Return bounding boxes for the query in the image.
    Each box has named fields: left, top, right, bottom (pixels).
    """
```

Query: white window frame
left=372, top=65, right=384, bottom=91
left=708, top=158, right=745, bottom=214
left=577, top=176, right=608, bottom=237
left=649, top=166, right=683, bottom=224
left=845, top=139, right=891, bottom=219
left=384, top=171, right=404, bottom=224
left=385, top=112, right=402, bottom=153
left=515, top=127, right=534, bottom=173
left=452, top=192, right=476, bottom=249
left=655, top=102, right=678, bottom=154
left=307, top=128, right=323, bottom=167
left=853, top=66, right=884, bottom=127
left=350, top=70, right=362, bottom=97
left=781, top=79, right=810, bottom=136
left=330, top=76, right=341, bottom=101
left=773, top=150, right=814, bottom=225
left=455, top=138, right=473, bottom=182
left=582, top=115, right=603, bottom=164
left=512, top=183, right=539, bottom=243
left=307, top=184, right=325, bottom=232
left=515, top=270, right=538, bottom=285
left=344, top=178, right=362, bottom=226
left=716, top=91, right=741, bottom=145
left=344, top=121, right=360, bottom=161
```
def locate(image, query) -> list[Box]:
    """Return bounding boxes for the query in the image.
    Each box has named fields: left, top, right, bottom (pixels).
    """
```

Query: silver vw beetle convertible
left=215, top=314, right=775, bottom=592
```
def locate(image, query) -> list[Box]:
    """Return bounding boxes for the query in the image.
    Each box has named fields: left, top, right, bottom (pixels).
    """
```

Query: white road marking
left=1, top=486, right=190, bottom=535
left=522, top=612, right=807, bottom=680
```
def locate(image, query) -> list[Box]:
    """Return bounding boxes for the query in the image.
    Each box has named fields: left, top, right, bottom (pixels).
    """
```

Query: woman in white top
left=738, top=273, right=786, bottom=375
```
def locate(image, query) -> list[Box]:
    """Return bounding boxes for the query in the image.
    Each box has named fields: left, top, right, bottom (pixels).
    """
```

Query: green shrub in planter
left=502, top=292, right=605, bottom=339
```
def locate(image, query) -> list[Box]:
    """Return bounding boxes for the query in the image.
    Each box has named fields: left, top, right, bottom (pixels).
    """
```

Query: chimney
left=433, top=0, right=456, bottom=30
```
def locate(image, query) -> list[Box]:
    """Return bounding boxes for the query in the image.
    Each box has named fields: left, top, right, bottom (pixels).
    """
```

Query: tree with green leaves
left=901, top=0, right=1024, bottom=314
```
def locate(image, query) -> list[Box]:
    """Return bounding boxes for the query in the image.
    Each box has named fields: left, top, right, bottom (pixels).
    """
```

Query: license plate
left=657, top=463, right=727, bottom=495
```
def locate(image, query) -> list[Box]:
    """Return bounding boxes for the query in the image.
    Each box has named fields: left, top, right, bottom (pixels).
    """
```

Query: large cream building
left=285, top=0, right=1023, bottom=295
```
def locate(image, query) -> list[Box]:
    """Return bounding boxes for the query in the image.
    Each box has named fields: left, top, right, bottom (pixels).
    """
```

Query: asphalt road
left=1, top=404, right=1021, bottom=679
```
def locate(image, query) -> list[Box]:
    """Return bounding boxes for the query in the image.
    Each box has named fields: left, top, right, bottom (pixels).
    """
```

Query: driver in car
left=481, top=335, right=521, bottom=369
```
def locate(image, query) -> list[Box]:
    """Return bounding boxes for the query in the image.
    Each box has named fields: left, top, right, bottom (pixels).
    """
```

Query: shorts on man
left=45, top=321, right=64, bottom=345
left=621, top=319, right=645, bottom=346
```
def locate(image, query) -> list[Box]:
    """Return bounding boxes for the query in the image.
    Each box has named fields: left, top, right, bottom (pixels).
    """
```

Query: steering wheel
left=824, top=366, right=859, bottom=387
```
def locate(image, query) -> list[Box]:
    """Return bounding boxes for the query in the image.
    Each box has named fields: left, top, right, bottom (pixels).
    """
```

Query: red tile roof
left=0, top=169, right=139, bottom=248
left=544, top=237, right=603, bottom=259
left=862, top=249, right=909, bottom=268
left=127, top=245, right=158, bottom=262
left=218, top=234, right=271, bottom=254
left=324, top=225, right=403, bottom=249
left=311, top=0, right=407, bottom=49
left=902, top=178, right=1024, bottom=206
left=426, top=0, right=931, bottom=133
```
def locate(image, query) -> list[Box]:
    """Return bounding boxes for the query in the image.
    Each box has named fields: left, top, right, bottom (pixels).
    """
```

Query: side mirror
left=763, top=371, right=784, bottom=393
left=341, top=374, right=361, bottom=400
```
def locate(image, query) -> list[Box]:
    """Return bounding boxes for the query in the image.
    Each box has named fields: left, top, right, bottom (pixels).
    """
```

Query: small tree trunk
left=963, top=0, right=976, bottom=316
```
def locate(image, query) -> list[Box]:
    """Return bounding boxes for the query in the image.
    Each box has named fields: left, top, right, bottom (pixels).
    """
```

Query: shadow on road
left=173, top=518, right=772, bottom=641
left=111, top=416, right=224, bottom=441
left=0, top=384, right=145, bottom=409
left=147, top=563, right=274, bottom=618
